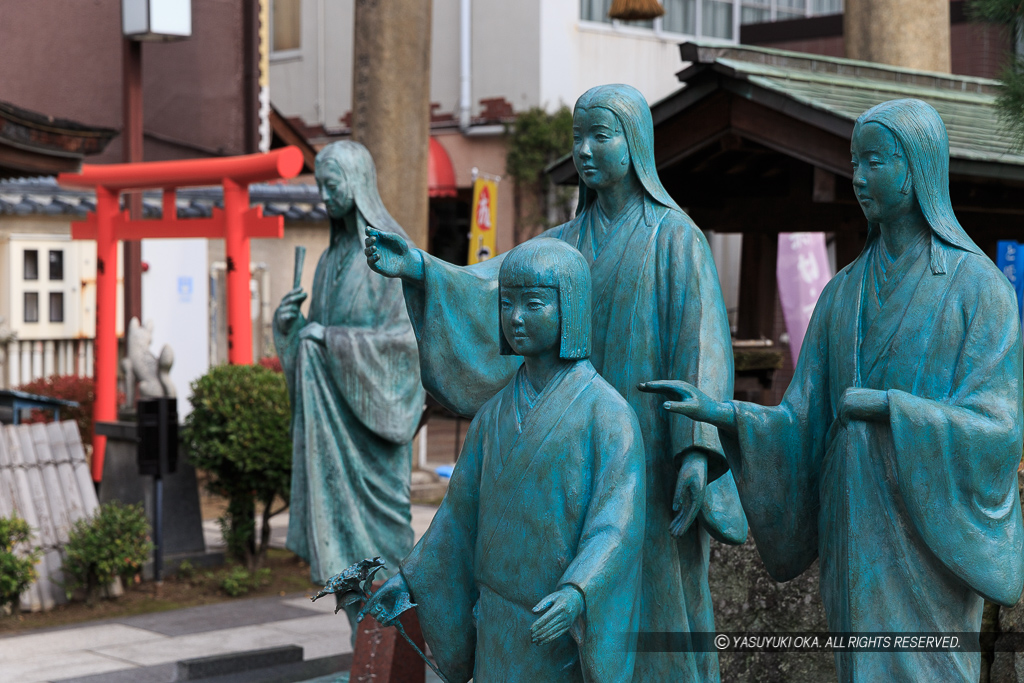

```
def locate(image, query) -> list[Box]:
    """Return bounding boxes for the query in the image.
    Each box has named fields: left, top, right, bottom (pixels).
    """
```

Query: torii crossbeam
left=58, top=147, right=304, bottom=482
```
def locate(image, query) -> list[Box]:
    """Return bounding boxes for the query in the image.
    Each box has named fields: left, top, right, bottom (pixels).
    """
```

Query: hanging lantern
left=608, top=0, right=665, bottom=21
left=122, top=0, right=192, bottom=41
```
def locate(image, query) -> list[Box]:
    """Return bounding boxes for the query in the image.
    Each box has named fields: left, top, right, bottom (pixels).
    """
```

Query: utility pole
left=844, top=0, right=951, bottom=73
left=351, top=0, right=433, bottom=251
left=122, top=37, right=144, bottom=329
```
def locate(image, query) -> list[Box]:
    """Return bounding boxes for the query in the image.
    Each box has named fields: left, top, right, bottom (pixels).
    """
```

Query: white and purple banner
left=996, top=240, right=1024, bottom=327
left=777, top=233, right=833, bottom=365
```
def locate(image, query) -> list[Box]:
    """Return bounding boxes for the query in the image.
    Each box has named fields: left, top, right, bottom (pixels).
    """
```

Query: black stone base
left=96, top=422, right=207, bottom=573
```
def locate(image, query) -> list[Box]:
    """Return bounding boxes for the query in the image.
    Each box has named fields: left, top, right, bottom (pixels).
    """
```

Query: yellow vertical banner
left=468, top=177, right=498, bottom=265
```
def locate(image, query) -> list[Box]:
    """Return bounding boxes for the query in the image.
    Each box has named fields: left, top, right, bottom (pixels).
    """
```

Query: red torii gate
left=58, top=147, right=304, bottom=482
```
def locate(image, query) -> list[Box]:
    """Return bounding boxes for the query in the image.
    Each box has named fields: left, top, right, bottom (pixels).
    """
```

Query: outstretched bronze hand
left=364, top=226, right=424, bottom=282
left=638, top=380, right=738, bottom=434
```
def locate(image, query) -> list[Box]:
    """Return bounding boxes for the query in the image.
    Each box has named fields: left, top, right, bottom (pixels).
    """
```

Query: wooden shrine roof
left=549, top=40, right=1024, bottom=184
left=0, top=101, right=117, bottom=179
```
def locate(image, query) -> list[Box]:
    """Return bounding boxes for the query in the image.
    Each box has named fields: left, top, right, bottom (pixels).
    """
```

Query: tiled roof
left=677, top=42, right=1024, bottom=168
left=0, top=177, right=328, bottom=222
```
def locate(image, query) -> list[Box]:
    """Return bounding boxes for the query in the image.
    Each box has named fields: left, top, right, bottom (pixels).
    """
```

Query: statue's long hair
left=855, top=99, right=981, bottom=274
left=497, top=238, right=592, bottom=360
left=571, top=84, right=682, bottom=227
left=314, top=141, right=410, bottom=242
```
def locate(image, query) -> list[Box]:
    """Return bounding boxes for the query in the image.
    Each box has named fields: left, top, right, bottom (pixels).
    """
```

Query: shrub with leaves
left=968, top=0, right=1024, bottom=149
left=219, top=565, right=271, bottom=597
left=258, top=356, right=283, bottom=373
left=0, top=516, right=40, bottom=614
left=184, top=364, right=291, bottom=570
left=17, top=374, right=96, bottom=444
left=63, top=502, right=152, bottom=604
left=505, top=106, right=576, bottom=242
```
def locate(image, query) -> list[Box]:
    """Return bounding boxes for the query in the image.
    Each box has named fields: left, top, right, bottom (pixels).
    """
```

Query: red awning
left=429, top=137, right=457, bottom=198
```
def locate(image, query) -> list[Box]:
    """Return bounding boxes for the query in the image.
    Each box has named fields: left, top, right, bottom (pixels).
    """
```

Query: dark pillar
left=351, top=0, right=433, bottom=251
left=737, top=233, right=779, bottom=340
left=122, top=38, right=143, bottom=328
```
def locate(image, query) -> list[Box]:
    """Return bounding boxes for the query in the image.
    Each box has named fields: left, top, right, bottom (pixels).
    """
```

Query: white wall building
left=270, top=0, right=842, bottom=127
left=268, top=0, right=842, bottom=325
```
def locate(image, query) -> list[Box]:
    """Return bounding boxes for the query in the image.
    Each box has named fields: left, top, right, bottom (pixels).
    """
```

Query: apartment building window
left=49, top=292, right=64, bottom=323
left=272, top=0, right=301, bottom=53
left=662, top=0, right=696, bottom=34
left=24, top=292, right=38, bottom=323
left=580, top=0, right=655, bottom=28
left=702, top=0, right=734, bottom=38
left=24, top=250, right=38, bottom=281
left=740, top=0, right=842, bottom=24
left=49, top=250, right=64, bottom=281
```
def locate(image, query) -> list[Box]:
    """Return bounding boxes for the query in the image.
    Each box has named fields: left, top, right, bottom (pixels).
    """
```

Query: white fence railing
left=1, top=339, right=94, bottom=389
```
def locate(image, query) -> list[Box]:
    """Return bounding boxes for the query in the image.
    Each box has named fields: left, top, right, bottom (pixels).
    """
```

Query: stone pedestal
left=844, top=0, right=951, bottom=73
left=350, top=604, right=427, bottom=683
left=96, top=420, right=213, bottom=576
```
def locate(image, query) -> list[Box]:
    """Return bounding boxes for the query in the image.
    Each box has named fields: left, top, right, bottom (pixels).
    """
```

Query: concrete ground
left=1, top=504, right=441, bottom=683
left=0, top=416, right=465, bottom=683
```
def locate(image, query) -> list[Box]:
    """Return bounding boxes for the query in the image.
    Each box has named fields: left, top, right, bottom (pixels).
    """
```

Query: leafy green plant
left=63, top=502, right=152, bottom=604
left=0, top=516, right=40, bottom=614
left=505, top=106, right=577, bottom=242
left=220, top=565, right=271, bottom=597
left=184, top=364, right=291, bottom=571
left=968, top=1, right=1024, bottom=149
left=175, top=559, right=195, bottom=582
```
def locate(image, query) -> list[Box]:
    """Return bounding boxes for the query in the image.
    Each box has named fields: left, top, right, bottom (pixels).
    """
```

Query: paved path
left=0, top=593, right=350, bottom=683
left=0, top=504, right=441, bottom=683
left=202, top=504, right=441, bottom=554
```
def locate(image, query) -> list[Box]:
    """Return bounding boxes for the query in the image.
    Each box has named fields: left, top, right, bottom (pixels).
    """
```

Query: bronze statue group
left=275, top=86, right=1024, bottom=683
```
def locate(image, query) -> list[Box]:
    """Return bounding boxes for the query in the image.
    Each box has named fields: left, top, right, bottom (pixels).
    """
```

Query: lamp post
left=120, top=0, right=193, bottom=333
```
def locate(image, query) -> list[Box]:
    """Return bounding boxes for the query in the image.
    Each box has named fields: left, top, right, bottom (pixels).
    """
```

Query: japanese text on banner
left=468, top=178, right=498, bottom=265
left=777, top=233, right=833, bottom=364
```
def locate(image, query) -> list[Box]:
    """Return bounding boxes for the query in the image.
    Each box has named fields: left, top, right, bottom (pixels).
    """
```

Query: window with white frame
left=702, top=0, right=735, bottom=38
left=662, top=0, right=695, bottom=34
left=271, top=0, right=301, bottom=54
left=740, top=0, right=842, bottom=24
left=24, top=292, right=38, bottom=323
left=579, top=0, right=737, bottom=39
left=49, top=250, right=64, bottom=281
left=580, top=0, right=654, bottom=28
left=581, top=0, right=841, bottom=35
left=24, top=249, right=38, bottom=281
left=49, top=292, right=64, bottom=323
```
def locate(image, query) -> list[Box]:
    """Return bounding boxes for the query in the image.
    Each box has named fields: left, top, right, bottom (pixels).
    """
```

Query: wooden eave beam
left=0, top=143, right=82, bottom=178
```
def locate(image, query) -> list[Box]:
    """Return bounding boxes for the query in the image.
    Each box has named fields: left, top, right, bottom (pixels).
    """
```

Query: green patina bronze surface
left=365, top=83, right=748, bottom=683
left=363, top=238, right=645, bottom=682
left=643, top=99, right=1024, bottom=683
left=274, top=141, right=424, bottom=631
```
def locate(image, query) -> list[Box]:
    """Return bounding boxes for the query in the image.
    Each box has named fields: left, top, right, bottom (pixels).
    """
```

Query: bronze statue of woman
left=365, top=84, right=747, bottom=682
left=274, top=141, right=425, bottom=634
left=644, top=99, right=1024, bottom=683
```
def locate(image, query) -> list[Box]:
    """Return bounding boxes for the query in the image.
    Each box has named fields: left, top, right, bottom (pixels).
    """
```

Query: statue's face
left=851, top=122, right=916, bottom=224
left=317, top=160, right=355, bottom=219
left=572, top=107, right=633, bottom=192
left=499, top=283, right=560, bottom=358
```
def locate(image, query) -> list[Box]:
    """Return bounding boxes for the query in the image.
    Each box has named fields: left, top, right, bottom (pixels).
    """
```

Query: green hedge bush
left=184, top=364, right=291, bottom=570
left=64, top=502, right=152, bottom=604
left=0, top=516, right=40, bottom=614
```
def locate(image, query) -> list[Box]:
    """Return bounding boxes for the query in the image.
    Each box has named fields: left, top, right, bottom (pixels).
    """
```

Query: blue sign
left=996, top=241, right=1024, bottom=326
left=177, top=276, right=193, bottom=303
